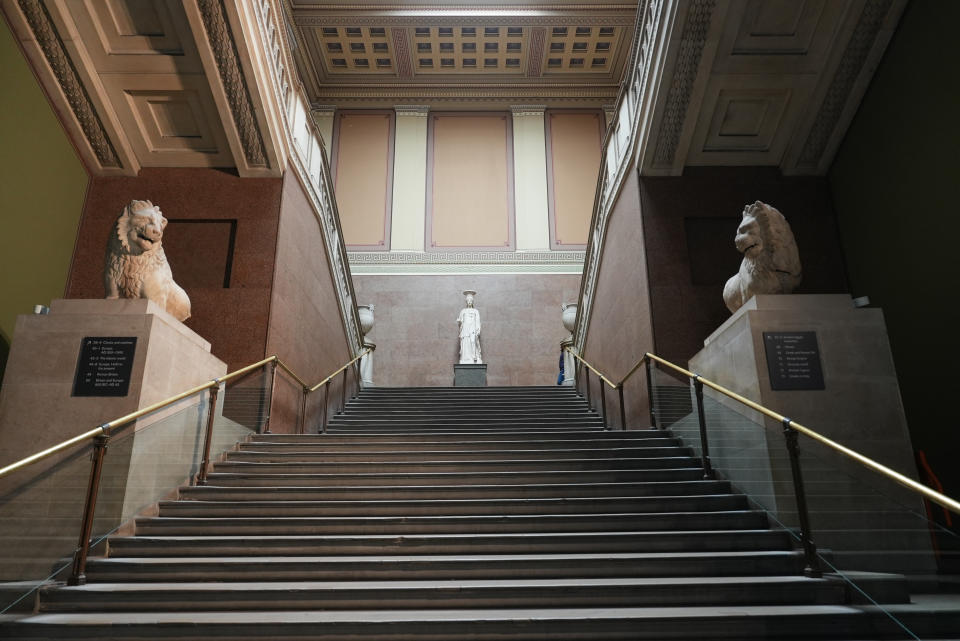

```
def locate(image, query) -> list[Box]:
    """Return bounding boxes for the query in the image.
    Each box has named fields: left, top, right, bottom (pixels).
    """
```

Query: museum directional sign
left=763, top=332, right=825, bottom=391
left=72, top=337, right=138, bottom=397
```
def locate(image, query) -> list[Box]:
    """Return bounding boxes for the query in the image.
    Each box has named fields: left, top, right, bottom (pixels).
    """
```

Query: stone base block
left=0, top=299, right=226, bottom=467
left=454, top=364, right=487, bottom=387
left=687, top=294, right=934, bottom=576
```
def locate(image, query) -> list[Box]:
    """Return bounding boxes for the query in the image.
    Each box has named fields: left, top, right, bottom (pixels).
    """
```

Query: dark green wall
left=0, top=18, right=88, bottom=379
left=829, top=0, right=960, bottom=498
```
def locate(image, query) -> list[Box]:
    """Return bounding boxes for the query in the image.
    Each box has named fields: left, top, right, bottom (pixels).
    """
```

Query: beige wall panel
left=430, top=115, right=513, bottom=249
left=334, top=113, right=393, bottom=248
left=512, top=110, right=551, bottom=251
left=390, top=111, right=429, bottom=251
left=548, top=112, right=603, bottom=247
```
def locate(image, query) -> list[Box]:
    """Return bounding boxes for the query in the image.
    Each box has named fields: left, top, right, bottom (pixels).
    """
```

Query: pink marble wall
left=353, top=273, right=581, bottom=387
left=66, top=168, right=283, bottom=371
left=640, top=167, right=849, bottom=364
left=266, top=172, right=353, bottom=433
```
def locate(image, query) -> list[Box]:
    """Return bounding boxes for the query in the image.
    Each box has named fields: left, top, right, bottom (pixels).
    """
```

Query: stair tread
left=8, top=604, right=876, bottom=625
left=52, top=576, right=835, bottom=592
left=90, top=550, right=804, bottom=564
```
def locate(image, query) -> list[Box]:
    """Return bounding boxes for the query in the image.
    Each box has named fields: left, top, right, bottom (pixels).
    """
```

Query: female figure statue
left=457, top=290, right=482, bottom=364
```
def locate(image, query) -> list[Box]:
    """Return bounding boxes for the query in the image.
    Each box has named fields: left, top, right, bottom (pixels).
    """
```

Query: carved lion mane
left=722, top=201, right=802, bottom=314
left=104, top=200, right=191, bottom=321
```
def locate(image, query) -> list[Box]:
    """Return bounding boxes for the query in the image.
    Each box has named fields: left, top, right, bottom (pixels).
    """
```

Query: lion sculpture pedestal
left=685, top=294, right=933, bottom=576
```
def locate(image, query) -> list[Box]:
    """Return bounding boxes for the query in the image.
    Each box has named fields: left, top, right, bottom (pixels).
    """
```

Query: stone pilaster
left=510, top=105, right=550, bottom=251
left=390, top=105, right=430, bottom=251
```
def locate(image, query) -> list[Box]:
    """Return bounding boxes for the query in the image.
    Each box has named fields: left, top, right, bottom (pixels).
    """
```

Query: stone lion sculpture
left=104, top=200, right=191, bottom=321
left=722, top=201, right=802, bottom=313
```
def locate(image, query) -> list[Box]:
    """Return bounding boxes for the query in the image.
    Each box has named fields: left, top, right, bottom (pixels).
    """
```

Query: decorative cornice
left=651, top=0, right=715, bottom=167
left=17, top=0, right=120, bottom=168
left=198, top=0, right=269, bottom=167
left=394, top=105, right=431, bottom=116
left=316, top=86, right=619, bottom=99
left=348, top=250, right=585, bottom=265
left=311, top=105, right=338, bottom=114
left=289, top=4, right=637, bottom=11
left=294, top=14, right=636, bottom=27
left=510, top=104, right=547, bottom=116
left=798, top=0, right=893, bottom=167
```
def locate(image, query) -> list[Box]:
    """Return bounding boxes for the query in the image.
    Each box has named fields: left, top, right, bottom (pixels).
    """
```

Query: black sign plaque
left=763, top=332, right=825, bottom=391
left=72, top=337, right=138, bottom=397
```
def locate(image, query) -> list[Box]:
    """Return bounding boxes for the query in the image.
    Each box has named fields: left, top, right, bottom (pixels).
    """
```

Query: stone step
left=331, top=413, right=602, bottom=422
left=247, top=430, right=668, bottom=443
left=321, top=423, right=607, bottom=431
left=211, top=456, right=699, bottom=474
left=38, top=576, right=848, bottom=612
left=177, top=479, right=732, bottom=501
left=133, top=510, right=768, bottom=536
left=237, top=437, right=681, bottom=451
left=225, top=446, right=693, bottom=462
left=106, top=529, right=792, bottom=556
left=158, top=494, right=751, bottom=517
left=200, top=468, right=708, bottom=487
left=6, top=603, right=944, bottom=640
left=85, top=550, right=808, bottom=582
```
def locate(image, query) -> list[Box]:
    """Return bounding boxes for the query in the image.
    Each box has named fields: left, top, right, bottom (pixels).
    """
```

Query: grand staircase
left=2, top=386, right=950, bottom=639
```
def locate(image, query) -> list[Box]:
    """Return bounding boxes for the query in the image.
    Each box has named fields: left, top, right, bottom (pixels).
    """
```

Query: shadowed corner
left=0, top=327, right=10, bottom=387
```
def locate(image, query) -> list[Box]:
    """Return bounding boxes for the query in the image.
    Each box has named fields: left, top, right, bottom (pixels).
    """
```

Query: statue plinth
left=454, top=363, right=487, bottom=387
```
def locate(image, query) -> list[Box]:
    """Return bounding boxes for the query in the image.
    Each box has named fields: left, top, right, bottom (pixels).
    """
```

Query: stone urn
left=357, top=304, right=375, bottom=336
left=561, top=303, right=578, bottom=335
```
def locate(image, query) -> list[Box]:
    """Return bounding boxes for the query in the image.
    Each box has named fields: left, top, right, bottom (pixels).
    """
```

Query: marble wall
left=640, top=167, right=849, bottom=365
left=66, top=168, right=284, bottom=371
left=353, top=273, right=581, bottom=387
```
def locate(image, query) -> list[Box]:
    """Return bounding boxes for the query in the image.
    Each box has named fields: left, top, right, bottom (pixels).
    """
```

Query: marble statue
left=104, top=199, right=191, bottom=321
left=723, top=201, right=802, bottom=314
left=457, top=290, right=482, bottom=364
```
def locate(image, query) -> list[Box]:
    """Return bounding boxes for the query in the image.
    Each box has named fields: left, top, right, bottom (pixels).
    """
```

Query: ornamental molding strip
left=510, top=105, right=548, bottom=117
left=348, top=251, right=585, bottom=265
left=650, top=0, right=715, bottom=168
left=197, top=0, right=269, bottom=167
left=249, top=0, right=364, bottom=354
left=293, top=14, right=637, bottom=28
left=17, top=0, right=120, bottom=168
left=574, top=0, right=671, bottom=353
left=796, top=0, right=895, bottom=170
left=394, top=105, right=431, bottom=116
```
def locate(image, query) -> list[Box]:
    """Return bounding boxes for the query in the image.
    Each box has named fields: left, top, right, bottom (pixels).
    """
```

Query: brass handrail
left=0, top=348, right=373, bottom=480
left=565, top=349, right=617, bottom=388
left=563, top=347, right=960, bottom=515
left=0, top=355, right=279, bottom=480
left=643, top=352, right=960, bottom=516
left=308, top=347, right=372, bottom=392
left=564, top=347, right=647, bottom=388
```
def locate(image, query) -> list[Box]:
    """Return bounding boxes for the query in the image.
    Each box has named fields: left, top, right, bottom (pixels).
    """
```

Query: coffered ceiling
left=281, top=1, right=638, bottom=107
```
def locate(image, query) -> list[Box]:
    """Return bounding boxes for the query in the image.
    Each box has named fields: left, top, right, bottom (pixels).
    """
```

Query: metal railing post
left=321, top=380, right=331, bottom=433
left=783, top=418, right=822, bottom=577
left=692, top=376, right=714, bottom=479
left=600, top=382, right=608, bottom=429
left=339, top=368, right=347, bottom=414
left=297, top=386, right=308, bottom=435
left=584, top=368, right=592, bottom=410
left=68, top=433, right=110, bottom=586
left=617, top=384, right=627, bottom=431
left=644, top=357, right=658, bottom=429
left=196, top=384, right=220, bottom=486
left=262, top=360, right=278, bottom=434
